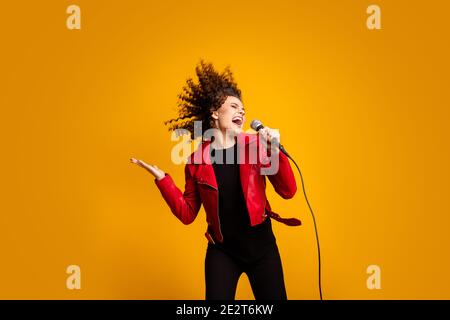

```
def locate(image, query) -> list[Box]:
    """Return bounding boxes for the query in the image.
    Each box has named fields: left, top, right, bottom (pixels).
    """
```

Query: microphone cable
left=280, top=146, right=323, bottom=301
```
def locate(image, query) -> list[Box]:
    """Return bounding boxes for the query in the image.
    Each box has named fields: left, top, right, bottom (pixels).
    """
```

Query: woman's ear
left=211, top=109, right=219, bottom=120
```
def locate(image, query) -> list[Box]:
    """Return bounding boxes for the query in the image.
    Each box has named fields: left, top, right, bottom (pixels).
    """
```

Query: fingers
left=130, top=158, right=165, bottom=179
left=259, top=127, right=280, bottom=144
left=130, top=157, right=144, bottom=167
left=130, top=158, right=152, bottom=170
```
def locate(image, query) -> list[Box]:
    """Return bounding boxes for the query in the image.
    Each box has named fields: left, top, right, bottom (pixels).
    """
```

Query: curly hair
left=164, top=60, right=242, bottom=140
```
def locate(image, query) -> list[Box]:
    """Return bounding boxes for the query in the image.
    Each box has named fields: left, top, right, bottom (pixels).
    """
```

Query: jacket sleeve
left=260, top=142, right=297, bottom=199
left=154, top=164, right=202, bottom=225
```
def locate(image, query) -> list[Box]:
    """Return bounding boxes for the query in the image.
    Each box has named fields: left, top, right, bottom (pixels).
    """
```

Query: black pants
left=205, top=243, right=287, bottom=300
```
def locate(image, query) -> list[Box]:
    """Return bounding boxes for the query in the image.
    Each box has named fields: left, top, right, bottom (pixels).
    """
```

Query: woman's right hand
left=130, top=157, right=166, bottom=180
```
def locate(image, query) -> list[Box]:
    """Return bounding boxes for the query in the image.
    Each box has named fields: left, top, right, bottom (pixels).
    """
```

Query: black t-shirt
left=209, top=141, right=276, bottom=263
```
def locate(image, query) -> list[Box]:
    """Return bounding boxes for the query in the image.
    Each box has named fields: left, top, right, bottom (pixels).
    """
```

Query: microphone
left=250, top=119, right=289, bottom=156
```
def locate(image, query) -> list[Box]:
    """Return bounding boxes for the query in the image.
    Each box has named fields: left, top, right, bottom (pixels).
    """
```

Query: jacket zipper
left=197, top=180, right=224, bottom=242
left=208, top=233, right=215, bottom=244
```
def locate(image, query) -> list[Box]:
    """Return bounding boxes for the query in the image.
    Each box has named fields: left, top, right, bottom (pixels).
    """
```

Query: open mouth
left=232, top=118, right=243, bottom=127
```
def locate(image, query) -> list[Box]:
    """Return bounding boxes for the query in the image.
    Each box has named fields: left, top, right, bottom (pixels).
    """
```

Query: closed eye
left=231, top=103, right=245, bottom=113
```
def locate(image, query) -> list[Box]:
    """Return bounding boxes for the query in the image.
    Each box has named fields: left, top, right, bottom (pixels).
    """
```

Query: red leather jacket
left=154, top=132, right=301, bottom=244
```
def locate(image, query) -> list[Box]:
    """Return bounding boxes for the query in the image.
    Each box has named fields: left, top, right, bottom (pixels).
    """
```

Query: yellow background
left=1, top=0, right=449, bottom=299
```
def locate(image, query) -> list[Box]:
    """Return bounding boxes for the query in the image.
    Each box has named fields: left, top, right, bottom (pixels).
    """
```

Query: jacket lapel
left=193, top=140, right=218, bottom=189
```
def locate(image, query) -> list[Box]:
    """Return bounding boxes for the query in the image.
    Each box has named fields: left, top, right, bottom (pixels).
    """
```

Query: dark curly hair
left=164, top=60, right=242, bottom=140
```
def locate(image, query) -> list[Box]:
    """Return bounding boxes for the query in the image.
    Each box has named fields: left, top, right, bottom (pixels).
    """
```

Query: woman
left=131, top=61, right=301, bottom=300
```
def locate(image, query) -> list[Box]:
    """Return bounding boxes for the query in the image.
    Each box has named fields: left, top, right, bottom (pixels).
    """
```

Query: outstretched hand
left=130, top=158, right=165, bottom=180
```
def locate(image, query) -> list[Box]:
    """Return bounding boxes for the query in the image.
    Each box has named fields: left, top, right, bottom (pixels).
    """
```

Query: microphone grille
left=250, top=119, right=264, bottom=131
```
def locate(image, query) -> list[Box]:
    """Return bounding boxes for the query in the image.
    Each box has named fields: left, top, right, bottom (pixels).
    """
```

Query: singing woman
left=131, top=60, right=301, bottom=300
